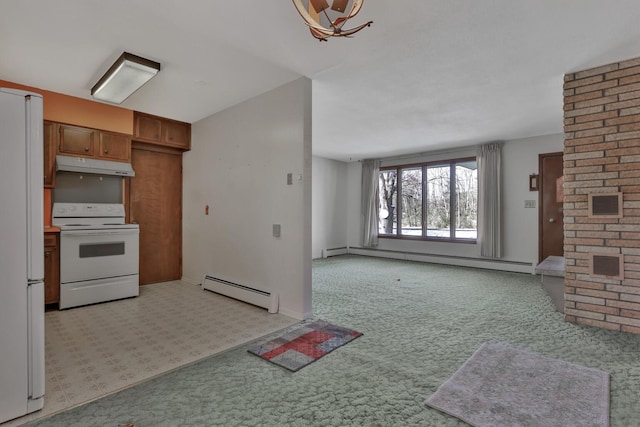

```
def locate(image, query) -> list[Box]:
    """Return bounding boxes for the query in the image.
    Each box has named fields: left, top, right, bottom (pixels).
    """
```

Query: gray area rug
left=426, top=340, right=610, bottom=427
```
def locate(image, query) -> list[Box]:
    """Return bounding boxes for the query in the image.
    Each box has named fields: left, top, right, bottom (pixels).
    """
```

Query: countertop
left=45, top=226, right=61, bottom=233
left=534, top=255, right=565, bottom=278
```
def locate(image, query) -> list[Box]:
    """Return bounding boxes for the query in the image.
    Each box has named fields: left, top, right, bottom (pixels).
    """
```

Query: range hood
left=56, top=155, right=135, bottom=177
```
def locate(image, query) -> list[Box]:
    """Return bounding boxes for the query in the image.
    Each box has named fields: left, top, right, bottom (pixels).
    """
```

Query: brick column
left=563, top=57, right=640, bottom=334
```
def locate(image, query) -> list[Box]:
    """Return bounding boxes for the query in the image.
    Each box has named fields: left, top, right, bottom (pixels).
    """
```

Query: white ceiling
left=2, top=1, right=640, bottom=161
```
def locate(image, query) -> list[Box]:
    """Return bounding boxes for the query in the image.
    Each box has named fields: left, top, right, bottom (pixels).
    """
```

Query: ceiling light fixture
left=91, top=52, right=160, bottom=104
left=292, top=0, right=372, bottom=42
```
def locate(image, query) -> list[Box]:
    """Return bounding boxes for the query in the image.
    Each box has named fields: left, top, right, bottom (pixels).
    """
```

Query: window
left=378, top=157, right=477, bottom=241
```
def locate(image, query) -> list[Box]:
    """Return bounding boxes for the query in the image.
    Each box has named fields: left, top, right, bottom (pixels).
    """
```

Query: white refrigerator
left=0, top=88, right=45, bottom=423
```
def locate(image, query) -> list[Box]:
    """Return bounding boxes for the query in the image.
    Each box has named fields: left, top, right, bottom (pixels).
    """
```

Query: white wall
left=182, top=78, right=312, bottom=320
left=501, top=133, right=564, bottom=264
left=342, top=134, right=564, bottom=272
left=311, top=156, right=348, bottom=258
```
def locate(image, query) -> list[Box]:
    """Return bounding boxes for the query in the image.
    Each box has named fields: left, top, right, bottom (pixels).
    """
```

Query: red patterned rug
left=247, top=319, right=362, bottom=372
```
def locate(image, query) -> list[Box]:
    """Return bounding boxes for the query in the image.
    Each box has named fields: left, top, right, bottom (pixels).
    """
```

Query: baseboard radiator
left=202, top=275, right=279, bottom=314
left=323, top=246, right=348, bottom=258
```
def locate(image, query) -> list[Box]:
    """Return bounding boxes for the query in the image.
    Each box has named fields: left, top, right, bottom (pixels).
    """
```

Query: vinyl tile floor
left=2, top=281, right=298, bottom=426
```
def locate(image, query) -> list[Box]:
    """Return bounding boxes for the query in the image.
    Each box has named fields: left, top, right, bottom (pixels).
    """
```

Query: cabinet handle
left=45, top=252, right=49, bottom=258
left=84, top=147, right=89, bottom=152
left=104, top=149, right=109, bottom=154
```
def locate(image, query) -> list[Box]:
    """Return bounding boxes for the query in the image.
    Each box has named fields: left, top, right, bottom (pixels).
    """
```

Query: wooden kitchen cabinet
left=163, top=120, right=190, bottom=149
left=57, top=123, right=131, bottom=162
left=133, top=112, right=191, bottom=150
left=44, top=232, right=60, bottom=305
left=98, top=131, right=131, bottom=161
left=58, top=124, right=97, bottom=157
left=134, top=113, right=161, bottom=141
left=43, top=121, right=56, bottom=188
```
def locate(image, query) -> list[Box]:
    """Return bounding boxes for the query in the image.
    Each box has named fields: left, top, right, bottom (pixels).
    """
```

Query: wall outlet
left=272, top=224, right=281, bottom=238
left=524, top=200, right=536, bottom=208
left=286, top=173, right=293, bottom=185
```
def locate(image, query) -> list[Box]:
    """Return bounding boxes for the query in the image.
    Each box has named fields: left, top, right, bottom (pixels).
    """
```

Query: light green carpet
left=26, top=255, right=640, bottom=426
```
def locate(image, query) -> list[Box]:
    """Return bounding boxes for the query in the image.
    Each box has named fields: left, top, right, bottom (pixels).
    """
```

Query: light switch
left=287, top=173, right=293, bottom=185
left=524, top=200, right=536, bottom=208
left=273, top=224, right=281, bottom=238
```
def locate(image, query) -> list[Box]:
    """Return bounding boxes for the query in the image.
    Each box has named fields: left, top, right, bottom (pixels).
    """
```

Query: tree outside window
left=379, top=170, right=397, bottom=234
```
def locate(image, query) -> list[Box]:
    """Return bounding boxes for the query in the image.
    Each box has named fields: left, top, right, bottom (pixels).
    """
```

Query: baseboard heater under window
left=202, top=275, right=279, bottom=314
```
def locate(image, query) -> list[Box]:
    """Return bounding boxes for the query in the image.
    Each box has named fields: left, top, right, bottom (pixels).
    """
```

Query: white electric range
left=52, top=203, right=139, bottom=309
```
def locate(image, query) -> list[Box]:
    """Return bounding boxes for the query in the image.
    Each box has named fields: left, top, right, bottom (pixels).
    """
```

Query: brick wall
left=563, top=56, right=640, bottom=334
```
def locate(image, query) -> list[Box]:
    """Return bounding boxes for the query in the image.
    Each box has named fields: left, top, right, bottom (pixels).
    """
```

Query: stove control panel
left=53, top=203, right=126, bottom=218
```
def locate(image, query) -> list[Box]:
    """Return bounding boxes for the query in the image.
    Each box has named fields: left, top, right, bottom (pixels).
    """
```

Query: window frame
left=379, top=156, right=477, bottom=243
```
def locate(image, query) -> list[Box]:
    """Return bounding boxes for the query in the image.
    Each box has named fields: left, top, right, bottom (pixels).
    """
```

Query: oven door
left=59, top=228, right=139, bottom=283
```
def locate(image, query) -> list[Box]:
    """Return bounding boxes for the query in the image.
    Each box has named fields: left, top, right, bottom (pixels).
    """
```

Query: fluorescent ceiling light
left=91, top=52, right=160, bottom=104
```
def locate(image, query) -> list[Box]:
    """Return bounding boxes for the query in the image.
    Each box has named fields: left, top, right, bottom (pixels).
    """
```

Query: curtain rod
left=358, top=142, right=504, bottom=163
left=360, top=144, right=479, bottom=163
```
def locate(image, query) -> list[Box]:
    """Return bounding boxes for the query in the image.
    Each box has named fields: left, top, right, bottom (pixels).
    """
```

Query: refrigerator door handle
left=27, top=282, right=45, bottom=401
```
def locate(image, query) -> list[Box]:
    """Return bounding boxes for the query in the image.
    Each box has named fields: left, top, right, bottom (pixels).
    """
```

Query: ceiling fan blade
left=310, top=0, right=330, bottom=12
left=310, top=27, right=329, bottom=41
left=331, top=0, right=349, bottom=13
left=345, top=0, right=365, bottom=19
left=292, top=0, right=331, bottom=31
left=337, top=20, right=373, bottom=37
left=332, top=16, right=348, bottom=29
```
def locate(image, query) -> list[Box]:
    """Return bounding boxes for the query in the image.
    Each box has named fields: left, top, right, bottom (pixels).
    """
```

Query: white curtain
left=477, top=143, right=502, bottom=258
left=361, top=159, right=380, bottom=247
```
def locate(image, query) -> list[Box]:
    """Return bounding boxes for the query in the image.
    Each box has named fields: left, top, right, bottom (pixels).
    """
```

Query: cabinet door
left=59, top=125, right=96, bottom=157
left=99, top=131, right=131, bottom=162
left=162, top=120, right=191, bottom=149
left=43, top=121, right=57, bottom=188
left=134, top=114, right=162, bottom=142
left=44, top=233, right=60, bottom=305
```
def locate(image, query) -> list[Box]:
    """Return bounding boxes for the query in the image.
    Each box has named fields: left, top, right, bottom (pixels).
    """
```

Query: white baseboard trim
left=348, top=246, right=534, bottom=274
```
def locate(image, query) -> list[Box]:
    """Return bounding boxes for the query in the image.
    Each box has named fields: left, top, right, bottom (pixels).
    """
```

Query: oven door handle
left=62, top=230, right=139, bottom=236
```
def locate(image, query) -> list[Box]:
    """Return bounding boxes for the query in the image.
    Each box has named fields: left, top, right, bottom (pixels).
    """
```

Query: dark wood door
left=539, top=152, right=564, bottom=262
left=129, top=147, right=182, bottom=285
